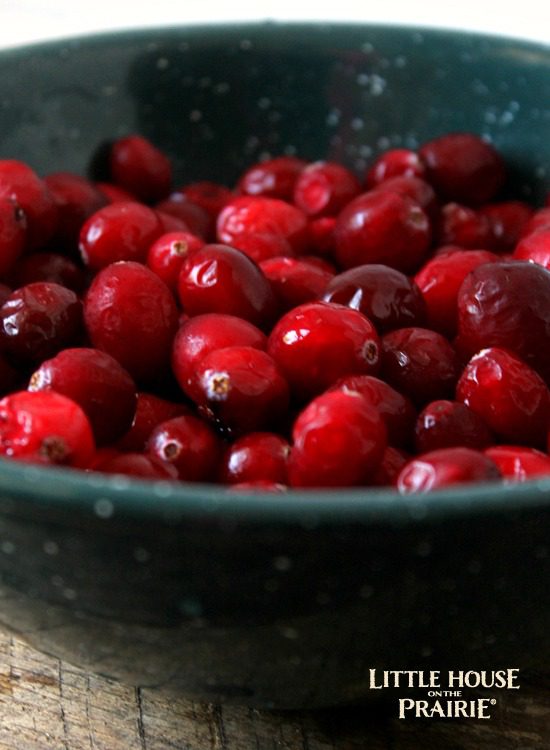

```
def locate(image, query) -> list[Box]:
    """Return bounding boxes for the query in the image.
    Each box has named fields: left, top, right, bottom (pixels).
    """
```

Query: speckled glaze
left=0, top=24, right=549, bottom=708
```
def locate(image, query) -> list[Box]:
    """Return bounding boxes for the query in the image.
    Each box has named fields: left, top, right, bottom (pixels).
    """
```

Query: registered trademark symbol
left=490, top=699, right=497, bottom=705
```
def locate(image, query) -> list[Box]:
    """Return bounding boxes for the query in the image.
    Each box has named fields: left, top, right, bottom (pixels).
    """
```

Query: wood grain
left=0, top=629, right=549, bottom=749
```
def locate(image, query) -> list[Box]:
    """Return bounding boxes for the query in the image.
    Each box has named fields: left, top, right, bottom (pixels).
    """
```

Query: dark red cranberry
left=96, top=182, right=137, bottom=203
left=371, top=175, right=438, bottom=219
left=293, top=161, right=361, bottom=217
left=419, top=133, right=506, bottom=205
left=219, top=432, right=290, bottom=485
left=485, top=445, right=550, bottom=482
left=29, top=348, right=137, bottom=445
left=0, top=390, right=94, bottom=467
left=456, top=347, right=550, bottom=446
left=79, top=201, right=162, bottom=271
left=414, top=249, right=499, bottom=337
left=371, top=446, right=409, bottom=486
left=109, top=135, right=172, bottom=203
left=11, top=252, right=86, bottom=294
left=436, top=202, right=494, bottom=248
left=238, top=156, right=306, bottom=201
left=513, top=228, right=550, bottom=269
left=334, top=190, right=431, bottom=273
left=192, top=346, right=289, bottom=435
left=381, top=327, right=459, bottom=406
left=84, top=261, right=178, bottom=382
left=0, top=160, right=58, bottom=250
left=365, top=149, right=426, bottom=187
left=479, top=201, right=534, bottom=252
left=0, top=197, right=27, bottom=276
left=117, top=392, right=190, bottom=452
left=147, top=414, right=221, bottom=481
left=288, top=389, right=387, bottom=487
left=94, top=451, right=177, bottom=479
left=0, top=282, right=82, bottom=363
left=177, top=244, right=276, bottom=328
left=308, top=216, right=336, bottom=257
left=519, top=208, right=550, bottom=238
left=260, top=256, right=334, bottom=312
left=397, top=447, right=501, bottom=493
left=414, top=400, right=492, bottom=454
left=156, top=196, right=212, bottom=239
left=323, top=264, right=426, bottom=333
left=44, top=172, right=107, bottom=251
left=268, top=301, right=380, bottom=401
left=146, top=231, right=205, bottom=291
left=176, top=181, right=234, bottom=220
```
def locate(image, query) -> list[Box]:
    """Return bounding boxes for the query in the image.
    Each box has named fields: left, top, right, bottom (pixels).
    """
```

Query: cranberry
left=0, top=160, right=58, bottom=250
left=419, top=133, right=505, bottom=205
left=519, top=208, right=550, bottom=238
left=414, top=249, right=499, bottom=337
left=365, top=149, right=426, bottom=187
left=381, top=328, right=459, bottom=406
left=457, top=347, right=550, bottom=446
left=94, top=451, right=177, bottom=479
left=323, top=264, right=426, bottom=333
left=414, top=400, right=492, bottom=454
left=29, top=348, right=137, bottom=445
left=219, top=432, right=290, bottom=485
left=177, top=244, right=276, bottom=328
left=147, top=414, right=221, bottom=481
left=260, top=256, right=334, bottom=312
left=371, top=446, right=409, bottom=486
left=456, top=260, right=550, bottom=383
left=238, top=156, right=306, bottom=201
left=397, top=447, right=501, bottom=493
left=0, top=282, right=82, bottom=364
left=11, top=252, right=86, bottom=294
left=267, top=301, right=380, bottom=401
left=109, top=135, right=172, bottom=203
left=96, top=182, right=137, bottom=203
left=155, top=210, right=189, bottom=234
left=117, top=393, right=190, bottom=452
left=513, top=228, right=550, bottom=269
left=293, top=161, right=361, bottom=216
left=485, top=445, right=550, bottom=482
left=192, top=346, right=289, bottom=435
left=0, top=197, right=27, bottom=276
left=371, top=175, right=439, bottom=219
left=146, top=231, right=205, bottom=291
left=84, top=261, right=178, bottom=382
left=176, top=181, right=233, bottom=220
left=308, top=216, right=336, bottom=257
left=334, top=190, right=431, bottom=273
left=79, top=201, right=162, bottom=271
left=288, top=389, right=387, bottom=487
left=155, top=196, right=212, bottom=239
left=479, top=201, right=534, bottom=252
left=0, top=390, right=94, bottom=467
left=44, top=172, right=107, bottom=250
left=435, top=202, right=494, bottom=248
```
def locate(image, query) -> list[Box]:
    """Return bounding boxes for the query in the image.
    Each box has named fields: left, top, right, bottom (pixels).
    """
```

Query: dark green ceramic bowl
left=0, top=23, right=549, bottom=709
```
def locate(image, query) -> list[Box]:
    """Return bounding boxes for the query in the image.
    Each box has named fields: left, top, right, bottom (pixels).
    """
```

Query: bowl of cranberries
left=0, top=22, right=549, bottom=708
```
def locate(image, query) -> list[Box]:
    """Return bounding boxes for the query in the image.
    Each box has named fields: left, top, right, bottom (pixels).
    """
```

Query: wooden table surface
left=1, top=629, right=549, bottom=750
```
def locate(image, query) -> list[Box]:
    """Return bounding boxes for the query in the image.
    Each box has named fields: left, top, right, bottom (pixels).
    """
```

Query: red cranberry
left=96, top=182, right=137, bottom=203
left=479, top=201, right=534, bottom=252
left=44, top=172, right=107, bottom=250
left=334, top=191, right=431, bottom=273
left=288, top=389, right=387, bottom=487
left=177, top=244, right=276, bottom=328
left=397, top=447, right=501, bottom=493
left=156, top=196, right=212, bottom=239
left=519, top=208, right=550, bottom=238
left=365, top=149, right=426, bottom=187
left=0, top=197, right=27, bottom=276
left=147, top=415, right=221, bottom=481
left=146, top=231, right=205, bottom=291
left=0, top=282, right=82, bottom=363
left=219, top=432, right=290, bottom=485
left=323, top=264, right=426, bottom=333
left=419, top=133, right=505, bottom=205
left=109, top=135, right=172, bottom=203
left=513, top=228, right=550, bottom=269
left=414, top=400, right=492, bottom=454
left=0, top=390, right=94, bottom=467
left=79, top=201, right=162, bottom=271
left=267, top=301, right=380, bottom=401
left=381, top=327, right=459, bottom=406
left=260, top=256, right=334, bottom=311
left=371, top=446, right=409, bottom=486
left=371, top=175, right=439, bottom=219
left=414, top=249, right=499, bottom=337
left=293, top=161, right=361, bottom=217
left=11, top=252, right=86, bottom=294
left=117, top=393, right=190, bottom=452
left=29, top=348, right=137, bottom=445
left=485, top=445, right=550, bottom=482
left=436, top=202, right=494, bottom=248
left=308, top=216, right=336, bottom=257
left=176, top=181, right=233, bottom=220
left=94, top=451, right=177, bottom=479
left=238, top=156, right=306, bottom=201
left=457, top=348, right=550, bottom=446
left=84, top=261, right=178, bottom=382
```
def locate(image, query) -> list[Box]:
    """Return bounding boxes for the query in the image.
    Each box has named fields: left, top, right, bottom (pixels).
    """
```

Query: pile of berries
left=0, top=132, right=550, bottom=493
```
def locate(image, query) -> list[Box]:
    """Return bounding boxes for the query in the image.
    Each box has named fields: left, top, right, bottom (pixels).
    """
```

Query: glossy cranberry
left=479, top=201, right=534, bottom=252
left=381, top=328, right=459, bottom=406
left=109, top=135, right=172, bottom=203
left=79, top=201, right=162, bottom=271
left=172, top=313, right=267, bottom=401
left=293, top=161, right=361, bottom=217
left=0, top=282, right=82, bottom=363
left=456, top=261, right=550, bottom=383
left=177, top=244, right=276, bottom=328
left=0, top=197, right=27, bottom=276
left=334, top=191, right=431, bottom=273
left=11, top=252, right=86, bottom=294
left=435, top=202, right=494, bottom=248
left=323, top=264, right=426, bottom=333
left=485, top=445, right=550, bottom=483
left=176, top=181, right=234, bottom=220
left=513, top=228, right=550, bottom=269
left=238, top=156, right=307, bottom=201
left=330, top=374, right=416, bottom=449
left=219, top=432, right=290, bottom=485
left=371, top=175, right=438, bottom=219
left=288, top=389, right=387, bottom=487
left=117, top=393, right=190, bottom=452
left=260, top=256, right=334, bottom=311
left=84, top=261, right=178, bottom=382
left=414, top=400, right=492, bottom=454
left=371, top=446, right=409, bottom=486
left=147, top=414, right=221, bottom=481
left=397, top=447, right=501, bottom=493
left=146, top=231, right=205, bottom=290
left=96, top=181, right=137, bottom=203
left=308, top=216, right=336, bottom=257
left=192, top=346, right=289, bottom=435
left=419, top=133, right=505, bottom=205
left=0, top=160, right=58, bottom=250
left=94, top=451, right=177, bottom=479
left=44, top=172, right=107, bottom=250
left=414, top=249, right=498, bottom=337
left=155, top=196, right=212, bottom=239
left=268, top=301, right=380, bottom=401
left=0, top=390, right=94, bottom=467
left=29, top=348, right=137, bottom=445
left=519, top=208, right=550, bottom=238
left=365, top=149, right=426, bottom=187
